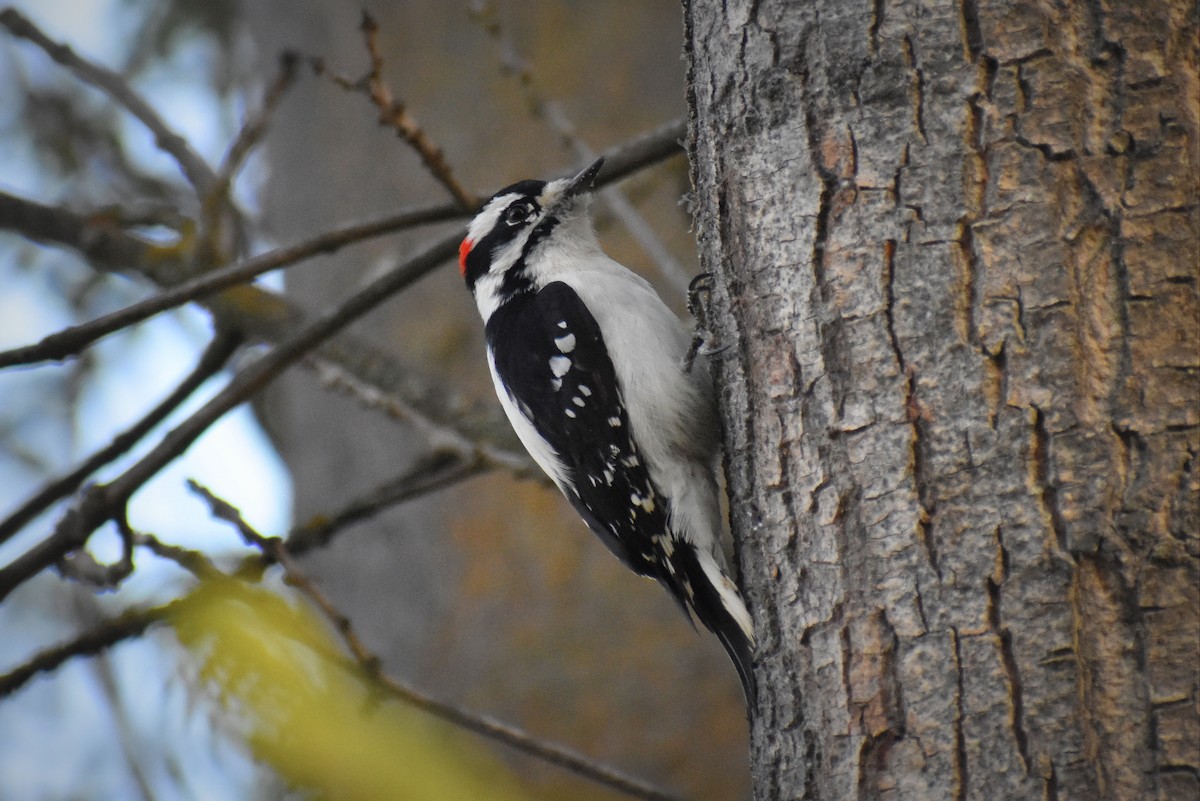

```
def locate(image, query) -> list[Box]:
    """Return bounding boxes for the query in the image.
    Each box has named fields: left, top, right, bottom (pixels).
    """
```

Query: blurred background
left=0, top=1, right=750, bottom=799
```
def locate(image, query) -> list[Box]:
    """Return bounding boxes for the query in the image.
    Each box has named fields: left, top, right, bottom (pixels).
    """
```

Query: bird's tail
left=660, top=543, right=757, bottom=706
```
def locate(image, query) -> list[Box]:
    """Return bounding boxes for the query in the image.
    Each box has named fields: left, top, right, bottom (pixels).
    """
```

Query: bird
left=458, top=157, right=755, bottom=701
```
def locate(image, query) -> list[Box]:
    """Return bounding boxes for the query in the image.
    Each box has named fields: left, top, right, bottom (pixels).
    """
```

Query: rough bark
left=683, top=1, right=1198, bottom=799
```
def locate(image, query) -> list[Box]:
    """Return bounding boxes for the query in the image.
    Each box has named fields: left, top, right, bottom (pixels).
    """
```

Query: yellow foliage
left=170, top=577, right=531, bottom=801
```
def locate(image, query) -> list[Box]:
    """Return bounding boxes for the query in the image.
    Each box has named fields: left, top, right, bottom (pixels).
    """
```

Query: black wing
left=486, top=281, right=669, bottom=577
left=488, top=282, right=757, bottom=701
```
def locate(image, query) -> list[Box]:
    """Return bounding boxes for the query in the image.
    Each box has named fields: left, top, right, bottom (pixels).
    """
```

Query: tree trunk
left=683, top=1, right=1198, bottom=799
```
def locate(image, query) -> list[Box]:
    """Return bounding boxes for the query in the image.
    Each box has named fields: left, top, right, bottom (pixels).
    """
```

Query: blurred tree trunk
left=243, top=3, right=752, bottom=798
left=684, top=1, right=1198, bottom=799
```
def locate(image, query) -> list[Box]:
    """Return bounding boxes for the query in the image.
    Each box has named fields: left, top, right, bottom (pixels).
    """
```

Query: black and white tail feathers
left=658, top=541, right=756, bottom=704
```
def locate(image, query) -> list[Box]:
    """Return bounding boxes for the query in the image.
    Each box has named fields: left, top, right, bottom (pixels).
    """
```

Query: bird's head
left=458, top=158, right=604, bottom=310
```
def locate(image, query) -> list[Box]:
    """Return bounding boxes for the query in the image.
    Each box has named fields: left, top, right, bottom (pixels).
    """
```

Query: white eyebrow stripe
left=466, top=193, right=522, bottom=244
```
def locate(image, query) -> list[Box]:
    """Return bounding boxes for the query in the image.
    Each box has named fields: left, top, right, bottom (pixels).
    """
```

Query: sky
left=0, top=1, right=294, bottom=797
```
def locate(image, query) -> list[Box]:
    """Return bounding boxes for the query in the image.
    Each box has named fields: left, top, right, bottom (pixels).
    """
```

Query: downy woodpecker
left=459, top=158, right=755, bottom=701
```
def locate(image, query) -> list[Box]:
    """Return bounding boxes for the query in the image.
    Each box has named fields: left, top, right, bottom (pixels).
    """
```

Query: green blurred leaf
left=171, top=577, right=531, bottom=801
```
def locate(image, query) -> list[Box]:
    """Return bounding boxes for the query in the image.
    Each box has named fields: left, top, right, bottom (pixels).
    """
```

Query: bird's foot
left=684, top=273, right=729, bottom=372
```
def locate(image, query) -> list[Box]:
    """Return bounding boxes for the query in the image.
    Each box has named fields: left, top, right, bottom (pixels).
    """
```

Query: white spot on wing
left=608, top=416, right=621, bottom=427
left=554, top=334, right=576, bottom=353
left=549, top=355, right=571, bottom=377
left=565, top=408, right=577, bottom=418
left=572, top=396, right=586, bottom=407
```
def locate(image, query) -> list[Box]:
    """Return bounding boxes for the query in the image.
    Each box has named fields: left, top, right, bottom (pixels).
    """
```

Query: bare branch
left=98, top=235, right=459, bottom=507
left=470, top=2, right=692, bottom=293
left=557, top=117, right=687, bottom=186
left=0, top=331, right=242, bottom=545
left=0, top=532, right=224, bottom=700
left=284, top=449, right=487, bottom=556
left=0, top=120, right=689, bottom=601
left=0, top=600, right=176, bottom=699
left=0, top=484, right=107, bottom=603
left=309, top=11, right=478, bottom=209
left=0, top=190, right=154, bottom=268
left=198, top=50, right=301, bottom=259
left=0, top=112, right=683, bottom=369
left=57, top=510, right=136, bottom=591
left=187, top=481, right=687, bottom=801
left=0, top=186, right=516, bottom=453
left=0, top=195, right=461, bottom=368
left=0, top=449, right=461, bottom=695
left=213, top=50, right=299, bottom=198
left=0, top=235, right=456, bottom=601
left=134, top=532, right=225, bottom=580
left=0, top=8, right=217, bottom=195
left=0, top=449, right=478, bottom=700
left=309, top=360, right=533, bottom=473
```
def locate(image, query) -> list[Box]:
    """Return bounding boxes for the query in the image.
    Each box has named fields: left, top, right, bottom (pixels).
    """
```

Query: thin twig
left=309, top=12, right=477, bottom=209
left=134, top=532, right=225, bottom=580
left=0, top=235, right=455, bottom=603
left=0, top=451, right=481, bottom=700
left=0, top=114, right=683, bottom=371
left=0, top=187, right=518, bottom=455
left=186, top=481, right=686, bottom=801
left=213, top=51, right=300, bottom=199
left=1, top=532, right=232, bottom=701
left=0, top=600, right=177, bottom=699
left=198, top=51, right=301, bottom=259
left=284, top=449, right=488, bottom=556
left=184, top=480, right=265, bottom=546
left=0, top=8, right=217, bottom=195
left=309, top=361, right=533, bottom=473
left=57, top=508, right=136, bottom=591
left=470, top=1, right=692, bottom=293
left=0, top=332, right=242, bottom=545
left=554, top=117, right=687, bottom=186
left=0, top=121, right=689, bottom=601
left=0, top=190, right=157, bottom=269
left=0, top=200, right=461, bottom=368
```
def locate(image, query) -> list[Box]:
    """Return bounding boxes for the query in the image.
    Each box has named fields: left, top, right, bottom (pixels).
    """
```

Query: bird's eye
left=504, top=203, right=532, bottom=226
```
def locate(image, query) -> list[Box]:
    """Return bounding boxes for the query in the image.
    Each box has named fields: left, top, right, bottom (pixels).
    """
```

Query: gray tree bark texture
left=683, top=1, right=1198, bottom=800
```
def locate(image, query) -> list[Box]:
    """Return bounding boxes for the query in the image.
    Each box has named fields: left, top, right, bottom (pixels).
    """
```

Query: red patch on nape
left=458, top=238, right=473, bottom=276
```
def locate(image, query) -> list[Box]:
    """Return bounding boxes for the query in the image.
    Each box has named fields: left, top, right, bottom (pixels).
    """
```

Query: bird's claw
left=684, top=273, right=727, bottom=373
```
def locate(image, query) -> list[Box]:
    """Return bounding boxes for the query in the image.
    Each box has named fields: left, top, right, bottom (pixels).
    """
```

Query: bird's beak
left=561, top=157, right=605, bottom=201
